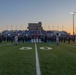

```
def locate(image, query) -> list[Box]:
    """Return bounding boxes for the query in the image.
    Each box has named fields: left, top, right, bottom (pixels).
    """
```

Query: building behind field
left=27, top=22, right=43, bottom=31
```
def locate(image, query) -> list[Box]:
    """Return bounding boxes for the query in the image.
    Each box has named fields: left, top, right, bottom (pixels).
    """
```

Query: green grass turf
left=37, top=42, right=76, bottom=75
left=60, top=41, right=76, bottom=46
left=0, top=42, right=36, bottom=75
left=0, top=42, right=76, bottom=75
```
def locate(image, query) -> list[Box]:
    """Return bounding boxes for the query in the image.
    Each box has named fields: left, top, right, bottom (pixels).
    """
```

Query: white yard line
left=60, top=44, right=76, bottom=48
left=35, top=43, right=41, bottom=75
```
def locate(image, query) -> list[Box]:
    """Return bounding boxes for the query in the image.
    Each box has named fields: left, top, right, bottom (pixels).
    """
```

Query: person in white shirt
left=15, top=35, right=18, bottom=45
left=56, top=33, right=59, bottom=45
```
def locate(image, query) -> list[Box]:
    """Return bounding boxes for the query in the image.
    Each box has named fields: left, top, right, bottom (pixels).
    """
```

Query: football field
left=0, top=42, right=76, bottom=75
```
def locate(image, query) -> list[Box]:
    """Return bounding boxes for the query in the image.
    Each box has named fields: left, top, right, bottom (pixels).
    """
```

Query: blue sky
left=0, top=0, right=76, bottom=34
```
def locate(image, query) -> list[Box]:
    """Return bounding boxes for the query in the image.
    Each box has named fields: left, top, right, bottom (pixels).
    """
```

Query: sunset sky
left=0, top=0, right=76, bottom=34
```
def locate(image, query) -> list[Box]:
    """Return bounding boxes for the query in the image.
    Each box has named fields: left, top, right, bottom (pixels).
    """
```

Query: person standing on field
left=56, top=33, right=59, bottom=45
left=15, top=35, right=18, bottom=45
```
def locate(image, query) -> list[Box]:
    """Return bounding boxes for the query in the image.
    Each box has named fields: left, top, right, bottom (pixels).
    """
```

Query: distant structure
left=27, top=22, right=43, bottom=31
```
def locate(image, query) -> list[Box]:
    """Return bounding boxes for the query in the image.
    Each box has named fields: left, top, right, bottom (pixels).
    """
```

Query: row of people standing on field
left=40, top=34, right=76, bottom=43
left=0, top=34, right=31, bottom=43
left=0, top=33, right=76, bottom=43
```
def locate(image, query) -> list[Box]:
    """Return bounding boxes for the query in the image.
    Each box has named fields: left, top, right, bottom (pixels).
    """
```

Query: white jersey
left=56, top=35, right=59, bottom=41
left=15, top=35, right=18, bottom=42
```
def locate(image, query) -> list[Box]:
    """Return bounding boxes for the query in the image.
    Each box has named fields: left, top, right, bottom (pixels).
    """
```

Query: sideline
left=35, top=43, right=41, bottom=75
left=0, top=43, right=12, bottom=46
left=60, top=43, right=76, bottom=48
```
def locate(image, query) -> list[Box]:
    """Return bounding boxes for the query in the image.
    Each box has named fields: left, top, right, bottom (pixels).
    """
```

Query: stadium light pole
left=53, top=25, right=54, bottom=31
left=57, top=25, right=59, bottom=31
left=75, top=27, right=76, bottom=35
left=11, top=25, right=12, bottom=30
left=48, top=25, right=50, bottom=30
left=70, top=12, right=76, bottom=35
left=6, top=25, right=8, bottom=30
left=16, top=25, right=17, bottom=30
left=62, top=25, right=63, bottom=31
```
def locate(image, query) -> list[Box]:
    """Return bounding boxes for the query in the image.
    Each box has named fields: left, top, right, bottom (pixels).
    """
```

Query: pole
left=6, top=25, right=7, bottom=30
left=62, top=25, right=63, bottom=31
left=73, top=14, right=74, bottom=35
left=16, top=25, right=17, bottom=30
left=53, top=25, right=54, bottom=31
left=20, top=25, right=22, bottom=30
left=48, top=25, right=50, bottom=30
left=70, top=12, right=76, bottom=35
left=57, top=25, right=59, bottom=31
left=11, top=25, right=12, bottom=30
left=75, top=27, right=76, bottom=35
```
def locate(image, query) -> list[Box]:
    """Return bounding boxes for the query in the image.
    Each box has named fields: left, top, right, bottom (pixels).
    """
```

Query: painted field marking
left=19, top=47, right=32, bottom=50
left=40, top=47, right=52, bottom=50
left=35, top=43, right=41, bottom=75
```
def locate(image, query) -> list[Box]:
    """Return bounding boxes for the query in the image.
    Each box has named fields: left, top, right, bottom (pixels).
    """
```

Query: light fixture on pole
left=70, top=12, right=76, bottom=35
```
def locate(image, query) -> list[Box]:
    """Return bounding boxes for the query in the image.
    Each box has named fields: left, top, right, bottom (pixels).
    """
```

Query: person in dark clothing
left=72, top=36, right=75, bottom=42
left=63, top=36, right=66, bottom=43
left=67, top=36, right=70, bottom=43
left=0, top=33, right=2, bottom=43
left=44, top=35, right=47, bottom=43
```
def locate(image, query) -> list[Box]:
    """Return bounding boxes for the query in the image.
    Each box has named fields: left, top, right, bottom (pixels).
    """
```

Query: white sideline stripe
left=61, top=44, right=76, bottom=48
left=35, top=43, right=41, bottom=75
